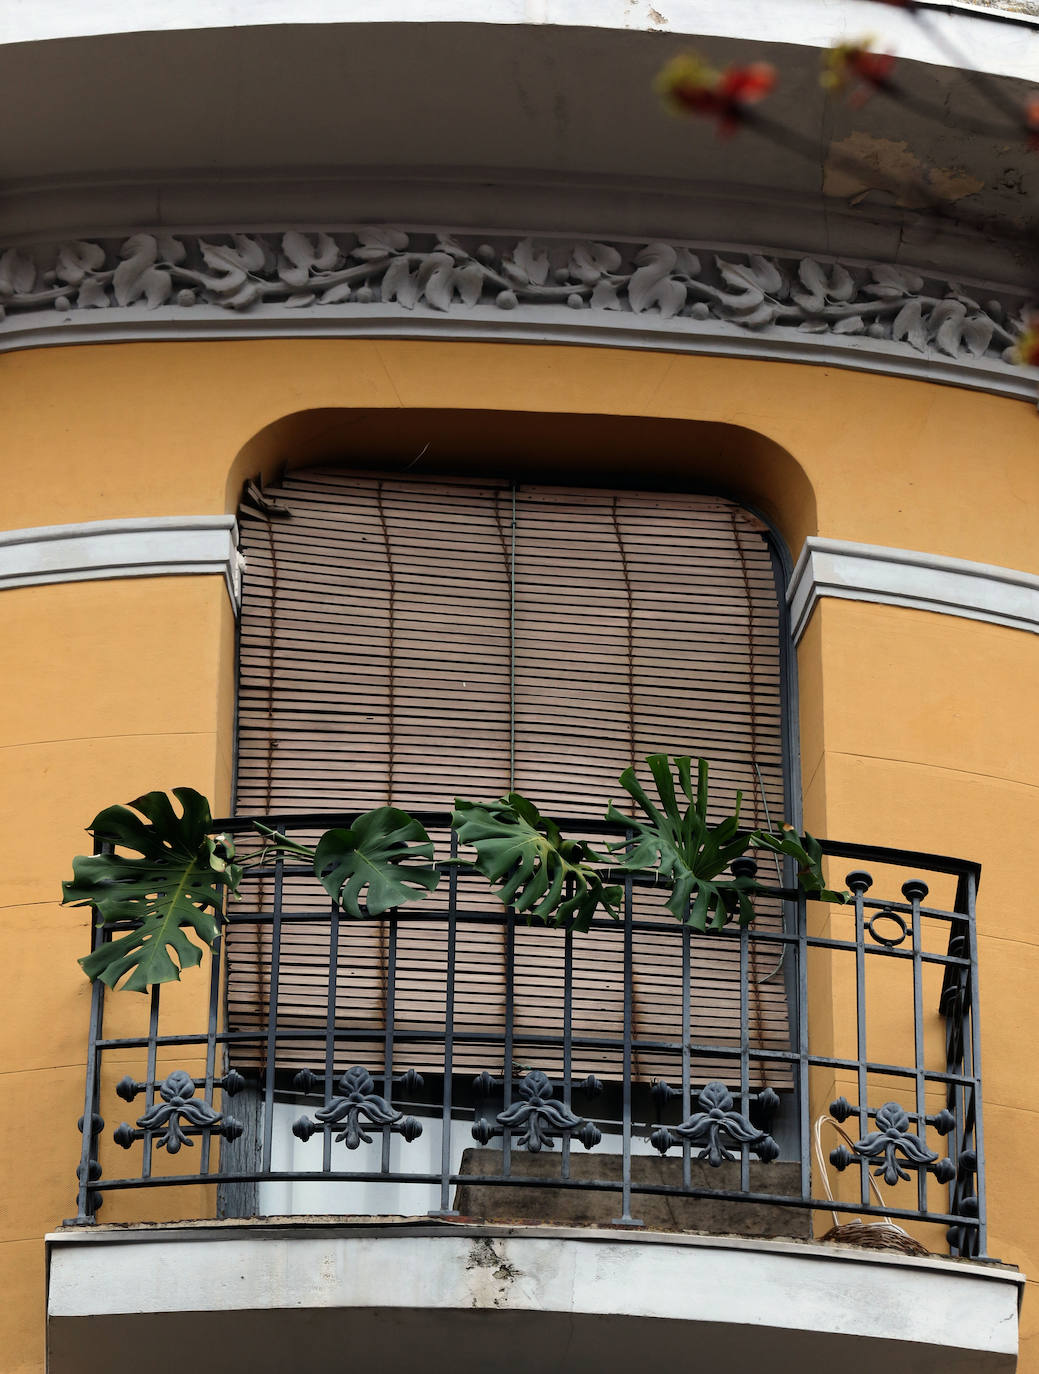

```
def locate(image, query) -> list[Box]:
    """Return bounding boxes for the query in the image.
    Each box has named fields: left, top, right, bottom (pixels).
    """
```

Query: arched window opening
left=229, top=467, right=791, bottom=1103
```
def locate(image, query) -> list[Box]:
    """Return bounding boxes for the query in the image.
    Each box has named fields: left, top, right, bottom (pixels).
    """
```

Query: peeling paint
left=824, top=133, right=985, bottom=208
left=465, top=1236, right=523, bottom=1309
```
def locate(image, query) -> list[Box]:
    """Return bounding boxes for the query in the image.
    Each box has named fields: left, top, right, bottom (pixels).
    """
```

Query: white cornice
left=0, top=516, right=243, bottom=607
left=788, top=537, right=1039, bottom=642
left=5, top=2, right=1036, bottom=80
left=0, top=228, right=1035, bottom=401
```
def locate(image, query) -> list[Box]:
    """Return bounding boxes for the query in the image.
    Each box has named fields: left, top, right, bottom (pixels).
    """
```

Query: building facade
left=1, top=1, right=1036, bottom=1370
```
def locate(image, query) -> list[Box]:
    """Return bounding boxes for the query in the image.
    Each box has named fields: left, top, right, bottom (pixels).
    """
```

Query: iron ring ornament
left=866, top=909, right=910, bottom=948
left=829, top=1097, right=956, bottom=1186
left=113, top=1069, right=244, bottom=1154
left=292, top=1065, right=423, bottom=1149
left=650, top=1081, right=780, bottom=1165
left=472, top=1069, right=603, bottom=1153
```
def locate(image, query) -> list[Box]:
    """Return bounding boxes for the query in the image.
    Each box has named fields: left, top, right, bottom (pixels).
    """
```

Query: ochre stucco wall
left=1, top=338, right=1035, bottom=1371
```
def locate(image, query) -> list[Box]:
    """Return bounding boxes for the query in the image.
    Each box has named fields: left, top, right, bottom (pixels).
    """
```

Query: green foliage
left=607, top=755, right=761, bottom=929
left=452, top=794, right=622, bottom=932
left=608, top=754, right=846, bottom=930
left=311, top=806, right=440, bottom=917
left=747, top=825, right=848, bottom=906
left=62, top=788, right=239, bottom=993
left=67, top=761, right=847, bottom=992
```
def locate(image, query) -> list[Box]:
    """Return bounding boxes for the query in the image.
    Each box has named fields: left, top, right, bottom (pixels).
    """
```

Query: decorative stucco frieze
left=0, top=228, right=1034, bottom=396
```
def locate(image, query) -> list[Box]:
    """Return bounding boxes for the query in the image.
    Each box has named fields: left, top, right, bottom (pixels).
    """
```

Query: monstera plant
left=63, top=755, right=846, bottom=992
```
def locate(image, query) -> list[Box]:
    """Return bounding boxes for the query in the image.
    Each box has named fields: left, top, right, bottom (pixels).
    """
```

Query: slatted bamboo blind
left=231, top=468, right=790, bottom=1085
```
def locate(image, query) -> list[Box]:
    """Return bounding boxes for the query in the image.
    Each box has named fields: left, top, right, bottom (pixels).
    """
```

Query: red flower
left=657, top=53, right=776, bottom=135
left=822, top=38, right=897, bottom=105
left=1012, top=313, right=1039, bottom=368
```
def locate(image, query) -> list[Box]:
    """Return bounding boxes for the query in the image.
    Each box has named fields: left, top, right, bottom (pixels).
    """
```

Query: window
left=230, top=467, right=790, bottom=1087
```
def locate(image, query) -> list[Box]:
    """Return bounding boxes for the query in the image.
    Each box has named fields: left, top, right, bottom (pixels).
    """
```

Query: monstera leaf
left=63, top=788, right=240, bottom=993
left=607, top=756, right=763, bottom=929
left=608, top=756, right=847, bottom=928
left=747, top=825, right=848, bottom=905
left=311, top=807, right=440, bottom=917
left=453, top=794, right=622, bottom=932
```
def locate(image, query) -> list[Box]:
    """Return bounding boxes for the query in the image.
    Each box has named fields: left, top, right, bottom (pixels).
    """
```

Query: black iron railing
left=72, top=813, right=986, bottom=1257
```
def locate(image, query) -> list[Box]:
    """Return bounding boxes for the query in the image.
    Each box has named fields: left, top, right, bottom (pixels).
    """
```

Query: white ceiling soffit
left=0, top=13, right=1036, bottom=293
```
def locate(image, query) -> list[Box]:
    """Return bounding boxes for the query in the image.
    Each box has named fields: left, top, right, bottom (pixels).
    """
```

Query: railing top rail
left=818, top=837, right=981, bottom=886
left=211, top=811, right=983, bottom=886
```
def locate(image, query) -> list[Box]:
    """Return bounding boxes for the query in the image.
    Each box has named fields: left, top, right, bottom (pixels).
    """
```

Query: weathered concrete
left=453, top=1149, right=813, bottom=1238
left=47, top=1221, right=1024, bottom=1374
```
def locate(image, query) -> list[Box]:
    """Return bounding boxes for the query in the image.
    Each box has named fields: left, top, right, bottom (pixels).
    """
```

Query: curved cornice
left=789, top=537, right=1039, bottom=642
left=1, top=227, right=1035, bottom=400
left=4, top=517, right=1036, bottom=644
left=0, top=517, right=243, bottom=607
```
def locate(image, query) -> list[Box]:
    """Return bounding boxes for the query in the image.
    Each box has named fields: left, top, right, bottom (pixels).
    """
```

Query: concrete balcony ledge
left=47, top=1219, right=1024, bottom=1374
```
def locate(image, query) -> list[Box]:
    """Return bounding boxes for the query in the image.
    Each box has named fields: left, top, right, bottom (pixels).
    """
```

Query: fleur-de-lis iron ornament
left=650, top=1081, right=780, bottom=1165
left=292, top=1065, right=422, bottom=1149
left=472, top=1069, right=602, bottom=1153
left=113, top=1069, right=244, bottom=1154
left=829, top=1099, right=955, bottom=1187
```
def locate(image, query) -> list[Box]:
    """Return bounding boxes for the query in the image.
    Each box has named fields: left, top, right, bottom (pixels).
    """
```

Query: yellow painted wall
left=1, top=338, right=1035, bottom=1370
left=3, top=340, right=1039, bottom=571
left=0, top=575, right=235, bottom=1372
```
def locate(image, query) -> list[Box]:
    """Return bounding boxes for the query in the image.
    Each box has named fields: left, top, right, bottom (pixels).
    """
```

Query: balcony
left=47, top=815, right=1022, bottom=1373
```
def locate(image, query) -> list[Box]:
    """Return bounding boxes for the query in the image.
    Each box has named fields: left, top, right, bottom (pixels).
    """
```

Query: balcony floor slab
left=46, top=1219, right=1023, bottom=1373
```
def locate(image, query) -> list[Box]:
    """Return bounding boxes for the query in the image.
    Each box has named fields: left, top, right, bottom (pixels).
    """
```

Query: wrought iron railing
left=72, top=813, right=986, bottom=1257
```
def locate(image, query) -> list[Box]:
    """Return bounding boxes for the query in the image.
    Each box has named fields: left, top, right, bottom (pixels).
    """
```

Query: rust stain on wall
left=825, top=133, right=985, bottom=208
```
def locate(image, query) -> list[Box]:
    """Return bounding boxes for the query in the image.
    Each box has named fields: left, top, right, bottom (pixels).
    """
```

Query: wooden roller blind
left=232, top=468, right=790, bottom=1084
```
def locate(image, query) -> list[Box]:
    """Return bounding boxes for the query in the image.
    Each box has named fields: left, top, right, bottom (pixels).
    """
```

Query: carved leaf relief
left=352, top=226, right=409, bottom=259
left=504, top=238, right=550, bottom=287
left=0, top=227, right=1026, bottom=375
left=892, top=298, right=928, bottom=352
left=0, top=248, right=36, bottom=297
left=56, top=241, right=106, bottom=285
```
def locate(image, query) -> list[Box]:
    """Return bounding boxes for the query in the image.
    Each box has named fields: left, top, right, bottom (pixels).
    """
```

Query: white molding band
left=0, top=516, right=243, bottom=606
left=7, top=519, right=1038, bottom=645
left=788, top=537, right=1039, bottom=642
left=1, top=228, right=1035, bottom=402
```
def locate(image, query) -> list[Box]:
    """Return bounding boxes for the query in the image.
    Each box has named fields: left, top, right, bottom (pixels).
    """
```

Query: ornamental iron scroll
left=829, top=1098, right=957, bottom=1187
left=112, top=1068, right=245, bottom=1154
left=650, top=1081, right=780, bottom=1165
left=291, top=1065, right=422, bottom=1149
left=0, top=230, right=1030, bottom=371
left=472, top=1069, right=603, bottom=1153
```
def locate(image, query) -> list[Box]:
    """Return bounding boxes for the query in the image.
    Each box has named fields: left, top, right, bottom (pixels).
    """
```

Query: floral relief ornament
left=0, top=229, right=1033, bottom=370
left=472, top=1069, right=603, bottom=1153
left=291, top=1064, right=423, bottom=1150
left=112, top=1069, right=244, bottom=1154
left=829, top=1099, right=957, bottom=1187
left=650, top=1080, right=780, bottom=1165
